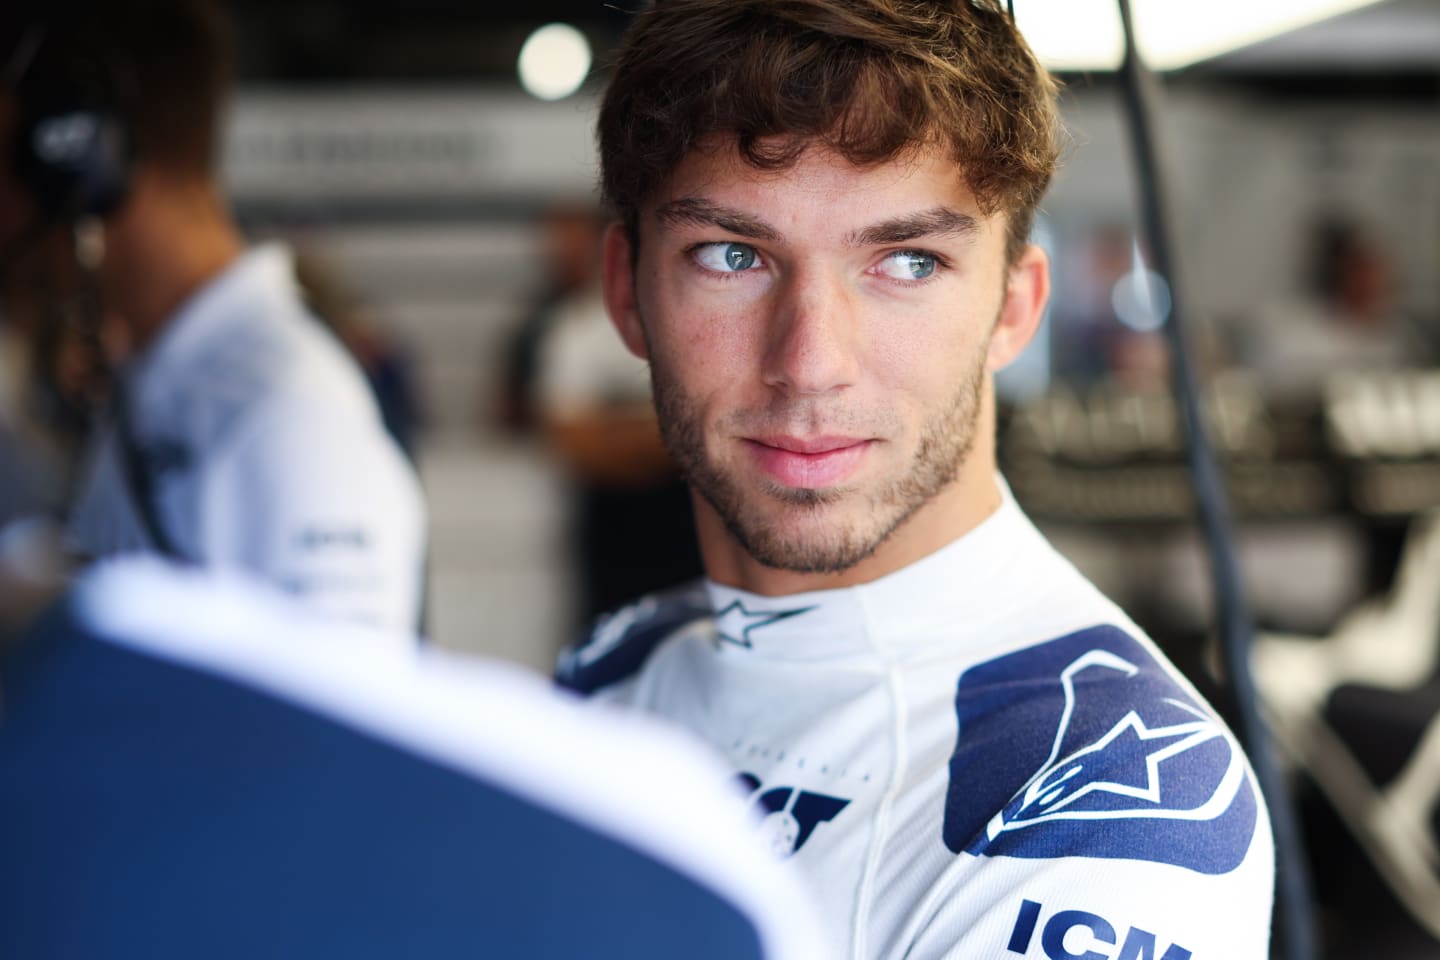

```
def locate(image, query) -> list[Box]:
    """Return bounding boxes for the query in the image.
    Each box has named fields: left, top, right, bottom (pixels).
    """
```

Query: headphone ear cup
left=13, top=95, right=131, bottom=219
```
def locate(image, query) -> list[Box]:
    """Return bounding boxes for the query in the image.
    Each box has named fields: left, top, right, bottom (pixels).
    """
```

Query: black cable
left=69, top=220, right=185, bottom=562
left=109, top=373, right=185, bottom=561
left=1110, top=2, right=1317, bottom=958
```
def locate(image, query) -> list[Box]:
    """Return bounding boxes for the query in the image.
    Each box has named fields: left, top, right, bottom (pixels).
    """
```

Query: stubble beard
left=648, top=348, right=987, bottom=576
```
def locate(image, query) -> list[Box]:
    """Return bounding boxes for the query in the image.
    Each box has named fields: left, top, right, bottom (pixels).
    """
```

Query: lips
left=744, top=435, right=873, bottom=489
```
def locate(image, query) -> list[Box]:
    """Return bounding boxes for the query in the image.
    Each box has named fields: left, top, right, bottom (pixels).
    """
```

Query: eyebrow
left=655, top=198, right=780, bottom=242
left=847, top=208, right=981, bottom=246
left=653, top=198, right=980, bottom=247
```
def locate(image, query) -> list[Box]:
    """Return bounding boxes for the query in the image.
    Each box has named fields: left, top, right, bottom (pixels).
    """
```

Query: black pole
left=1111, top=3, right=1317, bottom=958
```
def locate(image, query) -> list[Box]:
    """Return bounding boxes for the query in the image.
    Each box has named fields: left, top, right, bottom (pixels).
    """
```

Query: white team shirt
left=66, top=245, right=425, bottom=633
left=560, top=482, right=1276, bottom=959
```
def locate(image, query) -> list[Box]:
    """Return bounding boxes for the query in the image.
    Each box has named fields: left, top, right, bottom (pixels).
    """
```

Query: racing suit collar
left=703, top=477, right=1026, bottom=663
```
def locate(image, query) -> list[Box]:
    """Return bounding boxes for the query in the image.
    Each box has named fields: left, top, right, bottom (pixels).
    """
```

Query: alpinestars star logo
left=943, top=626, right=1258, bottom=874
left=713, top=601, right=815, bottom=648
left=986, top=648, right=1243, bottom=837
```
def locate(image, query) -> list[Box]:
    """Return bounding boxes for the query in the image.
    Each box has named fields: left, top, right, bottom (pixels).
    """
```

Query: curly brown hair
left=597, top=0, right=1063, bottom=263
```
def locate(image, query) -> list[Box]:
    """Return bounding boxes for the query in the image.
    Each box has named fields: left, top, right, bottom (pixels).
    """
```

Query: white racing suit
left=560, top=482, right=1275, bottom=959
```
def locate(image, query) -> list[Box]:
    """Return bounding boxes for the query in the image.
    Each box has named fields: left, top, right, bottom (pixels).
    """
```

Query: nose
left=761, top=266, right=861, bottom=396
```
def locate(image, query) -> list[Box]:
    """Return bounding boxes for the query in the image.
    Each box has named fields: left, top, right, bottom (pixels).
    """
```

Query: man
left=0, top=0, right=425, bottom=631
left=0, top=558, right=825, bottom=958
left=558, top=1, right=1276, bottom=956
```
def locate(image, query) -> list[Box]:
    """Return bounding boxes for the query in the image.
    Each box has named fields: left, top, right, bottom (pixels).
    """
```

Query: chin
left=734, top=505, right=892, bottom=575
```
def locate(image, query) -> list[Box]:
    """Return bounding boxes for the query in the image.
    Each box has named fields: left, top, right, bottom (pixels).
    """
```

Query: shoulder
left=162, top=259, right=378, bottom=449
left=556, top=581, right=712, bottom=696
left=207, top=315, right=374, bottom=428
left=193, top=318, right=408, bottom=490
left=940, top=623, right=1265, bottom=877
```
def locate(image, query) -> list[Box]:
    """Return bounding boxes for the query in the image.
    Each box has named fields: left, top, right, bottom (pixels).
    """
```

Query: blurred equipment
left=1253, top=509, right=1440, bottom=942
left=1112, top=0, right=1316, bottom=955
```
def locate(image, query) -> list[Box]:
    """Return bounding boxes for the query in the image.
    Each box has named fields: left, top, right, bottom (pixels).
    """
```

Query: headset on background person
left=3, top=10, right=132, bottom=266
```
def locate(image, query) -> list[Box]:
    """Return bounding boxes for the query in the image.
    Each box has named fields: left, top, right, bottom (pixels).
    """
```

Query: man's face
left=604, top=140, right=1047, bottom=585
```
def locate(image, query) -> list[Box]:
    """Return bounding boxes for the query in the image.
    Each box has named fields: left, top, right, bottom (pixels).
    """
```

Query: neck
left=100, top=170, right=244, bottom=350
left=698, top=388, right=1004, bottom=597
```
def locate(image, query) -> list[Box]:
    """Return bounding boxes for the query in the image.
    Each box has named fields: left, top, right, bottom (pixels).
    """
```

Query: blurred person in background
left=504, top=203, right=702, bottom=629
left=0, top=0, right=426, bottom=632
left=1241, top=216, right=1430, bottom=402
left=0, top=555, right=827, bottom=959
left=498, top=204, right=606, bottom=435
left=559, top=1, right=1275, bottom=956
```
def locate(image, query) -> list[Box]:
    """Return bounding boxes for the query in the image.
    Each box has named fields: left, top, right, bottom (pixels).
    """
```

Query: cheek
left=653, top=319, right=746, bottom=411
left=647, top=279, right=760, bottom=384
left=864, top=302, right=988, bottom=397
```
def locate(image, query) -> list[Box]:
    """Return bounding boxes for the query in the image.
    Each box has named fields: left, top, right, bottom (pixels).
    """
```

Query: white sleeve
left=896, top=630, right=1276, bottom=959
left=897, top=829, right=1274, bottom=959
left=198, top=389, right=426, bottom=633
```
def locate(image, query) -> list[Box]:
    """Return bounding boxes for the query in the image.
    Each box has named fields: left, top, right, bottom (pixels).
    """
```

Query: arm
left=898, top=836, right=1273, bottom=959
left=199, top=391, right=426, bottom=634
left=903, top=626, right=1275, bottom=959
left=542, top=402, right=679, bottom=489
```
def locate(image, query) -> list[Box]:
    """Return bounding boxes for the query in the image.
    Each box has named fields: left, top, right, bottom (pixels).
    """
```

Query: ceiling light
left=1014, top=0, right=1389, bottom=71
left=517, top=23, right=592, bottom=101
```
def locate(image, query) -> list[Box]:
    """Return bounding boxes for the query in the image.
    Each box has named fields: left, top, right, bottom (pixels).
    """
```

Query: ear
left=987, top=243, right=1050, bottom=372
left=601, top=221, right=649, bottom=360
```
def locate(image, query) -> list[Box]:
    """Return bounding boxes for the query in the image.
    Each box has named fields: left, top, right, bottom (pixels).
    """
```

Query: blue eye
left=877, top=251, right=938, bottom=281
left=695, top=242, right=761, bottom=273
